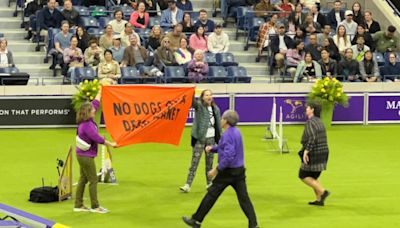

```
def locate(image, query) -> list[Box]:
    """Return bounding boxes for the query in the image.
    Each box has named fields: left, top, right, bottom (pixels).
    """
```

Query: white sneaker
left=90, top=206, right=109, bottom=214
left=73, top=206, right=90, bottom=212
left=179, top=184, right=190, bottom=193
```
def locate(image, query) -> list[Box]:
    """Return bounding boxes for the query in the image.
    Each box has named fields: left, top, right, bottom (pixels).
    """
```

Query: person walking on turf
left=183, top=110, right=259, bottom=228
left=298, top=102, right=330, bottom=206
left=180, top=89, right=221, bottom=193
left=74, top=86, right=117, bottom=213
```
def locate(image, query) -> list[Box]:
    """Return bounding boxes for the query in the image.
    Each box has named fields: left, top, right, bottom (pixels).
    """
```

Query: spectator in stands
left=109, top=10, right=128, bottom=34
left=62, top=0, right=80, bottom=28
left=338, top=48, right=360, bottom=82
left=293, top=26, right=306, bottom=42
left=84, top=39, right=104, bottom=70
left=322, top=37, right=340, bottom=62
left=318, top=48, right=337, bottom=78
left=288, top=3, right=306, bottom=28
left=208, top=24, right=230, bottom=53
left=364, top=11, right=380, bottom=34
left=339, top=10, right=357, bottom=36
left=374, top=25, right=398, bottom=54
left=380, top=52, right=400, bottom=81
left=327, top=0, right=344, bottom=30
left=176, top=0, right=193, bottom=11
left=299, top=0, right=320, bottom=9
left=221, top=0, right=247, bottom=27
left=38, top=0, right=64, bottom=49
left=63, top=36, right=84, bottom=84
left=165, top=24, right=187, bottom=50
left=158, top=0, right=170, bottom=11
left=0, top=39, right=15, bottom=68
left=305, top=34, right=322, bottom=61
left=351, top=36, right=369, bottom=62
left=256, top=14, right=278, bottom=61
left=120, top=23, right=141, bottom=47
left=174, top=37, right=192, bottom=65
left=98, top=49, right=121, bottom=85
left=147, top=25, right=163, bottom=50
left=286, top=40, right=305, bottom=78
left=156, top=36, right=178, bottom=69
left=181, top=12, right=195, bottom=33
left=121, top=35, right=149, bottom=68
left=317, top=24, right=331, bottom=45
left=275, top=0, right=294, bottom=18
left=351, top=2, right=364, bottom=26
left=83, top=0, right=106, bottom=7
left=129, top=2, right=150, bottom=29
left=110, top=36, right=125, bottom=63
left=99, top=25, right=114, bottom=50
left=194, top=9, right=215, bottom=33
left=24, top=0, right=46, bottom=40
left=359, top=50, right=379, bottom=82
left=270, top=24, right=294, bottom=72
left=76, top=26, right=91, bottom=53
left=188, top=49, right=208, bottom=83
left=302, top=14, right=321, bottom=34
left=333, top=25, right=351, bottom=56
left=294, top=52, right=322, bottom=83
left=351, top=24, right=374, bottom=51
left=143, top=0, right=157, bottom=17
left=112, top=0, right=133, bottom=6
left=53, top=21, right=73, bottom=69
left=160, top=0, right=184, bottom=29
left=254, top=0, right=276, bottom=19
left=311, top=4, right=326, bottom=27
left=189, top=26, right=208, bottom=52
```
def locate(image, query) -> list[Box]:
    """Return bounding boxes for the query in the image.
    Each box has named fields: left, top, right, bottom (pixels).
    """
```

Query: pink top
left=129, top=11, right=150, bottom=28
left=189, top=34, right=208, bottom=52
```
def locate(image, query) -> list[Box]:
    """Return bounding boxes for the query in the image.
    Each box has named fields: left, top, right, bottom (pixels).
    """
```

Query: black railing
left=387, top=0, right=400, bottom=16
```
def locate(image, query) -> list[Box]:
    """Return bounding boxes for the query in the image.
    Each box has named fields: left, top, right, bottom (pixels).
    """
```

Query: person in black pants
left=182, top=110, right=259, bottom=228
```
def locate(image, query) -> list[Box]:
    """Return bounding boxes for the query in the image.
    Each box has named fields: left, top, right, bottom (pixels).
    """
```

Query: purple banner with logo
left=368, top=95, right=400, bottom=121
left=186, top=96, right=230, bottom=123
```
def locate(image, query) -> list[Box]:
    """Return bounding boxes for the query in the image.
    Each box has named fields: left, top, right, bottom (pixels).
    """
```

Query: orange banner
left=102, top=85, right=194, bottom=147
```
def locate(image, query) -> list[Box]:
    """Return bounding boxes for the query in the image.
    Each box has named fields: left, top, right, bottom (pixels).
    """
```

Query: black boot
left=24, top=31, right=32, bottom=40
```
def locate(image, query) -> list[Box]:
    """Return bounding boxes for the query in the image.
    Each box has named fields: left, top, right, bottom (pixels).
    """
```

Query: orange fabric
left=102, top=85, right=194, bottom=147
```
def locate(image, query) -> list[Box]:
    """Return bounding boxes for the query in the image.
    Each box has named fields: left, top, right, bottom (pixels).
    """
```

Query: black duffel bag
left=29, top=186, right=59, bottom=203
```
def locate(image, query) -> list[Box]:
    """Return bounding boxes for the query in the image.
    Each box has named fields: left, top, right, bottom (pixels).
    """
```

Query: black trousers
left=192, top=167, right=258, bottom=228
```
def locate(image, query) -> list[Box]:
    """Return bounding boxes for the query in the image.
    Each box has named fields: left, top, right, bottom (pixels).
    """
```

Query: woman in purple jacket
left=187, top=49, right=209, bottom=83
left=74, top=86, right=116, bottom=214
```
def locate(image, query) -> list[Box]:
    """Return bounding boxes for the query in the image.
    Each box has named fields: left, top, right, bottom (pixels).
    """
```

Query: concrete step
left=13, top=52, right=46, bottom=64
left=0, top=6, right=15, bottom=17
left=191, top=0, right=214, bottom=9
left=18, top=64, right=52, bottom=74
left=8, top=40, right=38, bottom=52
left=0, top=17, right=23, bottom=29
left=2, top=29, right=27, bottom=40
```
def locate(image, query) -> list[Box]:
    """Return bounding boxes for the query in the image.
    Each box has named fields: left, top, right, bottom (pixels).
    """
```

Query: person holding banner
left=182, top=110, right=259, bottom=228
left=74, top=87, right=117, bottom=213
left=298, top=102, right=330, bottom=206
left=180, top=89, right=221, bottom=193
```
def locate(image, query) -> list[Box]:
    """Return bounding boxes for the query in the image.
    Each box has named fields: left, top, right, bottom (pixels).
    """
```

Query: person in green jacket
left=180, top=89, right=222, bottom=193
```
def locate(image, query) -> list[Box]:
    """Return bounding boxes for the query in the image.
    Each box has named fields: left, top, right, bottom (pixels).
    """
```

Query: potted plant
left=71, top=79, right=102, bottom=125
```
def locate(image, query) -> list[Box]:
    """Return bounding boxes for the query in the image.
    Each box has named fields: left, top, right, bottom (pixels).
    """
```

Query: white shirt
left=335, top=12, right=341, bottom=25
left=109, top=19, right=128, bottom=34
left=279, top=35, right=287, bottom=51
left=171, top=9, right=178, bottom=25
left=313, top=13, right=318, bottom=23
left=205, top=106, right=215, bottom=138
left=0, top=49, right=8, bottom=66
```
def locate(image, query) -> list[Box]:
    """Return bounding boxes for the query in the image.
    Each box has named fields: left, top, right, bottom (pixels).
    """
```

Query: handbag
left=76, top=135, right=91, bottom=151
left=298, top=148, right=304, bottom=162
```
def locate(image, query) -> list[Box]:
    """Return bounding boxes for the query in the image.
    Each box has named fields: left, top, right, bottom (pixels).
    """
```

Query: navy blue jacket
left=327, top=9, right=344, bottom=30
left=381, top=62, right=400, bottom=77
left=38, top=7, right=63, bottom=30
left=270, top=35, right=294, bottom=54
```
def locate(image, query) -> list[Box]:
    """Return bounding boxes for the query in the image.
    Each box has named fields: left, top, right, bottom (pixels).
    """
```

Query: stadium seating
left=164, top=66, right=187, bottom=83
left=207, top=66, right=228, bottom=83
left=80, top=16, right=99, bottom=29
left=120, top=67, right=141, bottom=84
left=216, top=52, right=238, bottom=67
left=75, top=67, right=97, bottom=82
left=226, top=66, right=251, bottom=83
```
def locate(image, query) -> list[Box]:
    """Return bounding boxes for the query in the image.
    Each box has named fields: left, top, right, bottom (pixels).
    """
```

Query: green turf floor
left=0, top=125, right=400, bottom=228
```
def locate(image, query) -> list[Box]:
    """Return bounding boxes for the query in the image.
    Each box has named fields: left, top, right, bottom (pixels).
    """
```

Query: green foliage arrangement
left=308, top=77, right=349, bottom=107
left=71, top=79, right=101, bottom=112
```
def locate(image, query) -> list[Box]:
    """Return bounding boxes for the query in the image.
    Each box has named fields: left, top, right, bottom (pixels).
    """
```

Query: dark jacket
left=38, top=7, right=63, bottom=30
left=305, top=43, right=322, bottom=61
left=381, top=62, right=400, bottom=77
left=314, top=13, right=327, bottom=27
left=122, top=45, right=148, bottom=66
left=176, top=0, right=193, bottom=11
left=270, top=35, right=294, bottom=54
left=62, top=8, right=80, bottom=27
left=352, top=11, right=364, bottom=26
left=318, top=58, right=338, bottom=76
left=338, top=58, right=360, bottom=81
left=25, top=0, right=46, bottom=17
left=288, top=11, right=307, bottom=28
left=365, top=20, right=381, bottom=34
left=327, top=9, right=344, bottom=30
left=191, top=96, right=221, bottom=145
left=351, top=33, right=374, bottom=51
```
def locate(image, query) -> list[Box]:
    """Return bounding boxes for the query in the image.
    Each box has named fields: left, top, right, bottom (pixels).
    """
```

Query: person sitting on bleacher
left=24, top=0, right=47, bottom=40
left=275, top=0, right=294, bottom=18
left=161, top=0, right=184, bottom=29
left=194, top=9, right=215, bottom=33
left=364, top=11, right=380, bottom=34
left=317, top=24, right=331, bottom=45
left=147, top=25, right=164, bottom=50
left=158, top=0, right=170, bottom=11
left=99, top=25, right=114, bottom=50
left=254, top=0, right=276, bottom=19
left=176, top=0, right=193, bottom=11
left=207, top=24, right=230, bottom=54
left=288, top=3, right=307, bottom=28
left=318, top=48, right=337, bottom=78
left=109, top=10, right=128, bottom=34
left=293, top=52, right=322, bottom=83
left=38, top=0, right=64, bottom=50
left=305, top=34, right=322, bottom=61
left=301, top=14, right=321, bottom=34
left=143, top=0, right=157, bottom=17
left=110, top=36, right=125, bottom=63
left=63, top=36, right=84, bottom=84
left=189, top=26, right=208, bottom=52
left=338, top=48, right=360, bottom=82
left=84, top=39, right=104, bottom=70
left=0, top=38, right=15, bottom=68
left=299, top=0, right=320, bottom=10
left=339, top=10, right=357, bottom=37
left=164, top=24, right=187, bottom=51
left=333, top=25, right=351, bottom=56
left=120, top=23, right=141, bottom=47
left=98, top=49, right=121, bottom=85
left=121, top=35, right=149, bottom=68
left=270, top=23, right=294, bottom=72
left=359, top=50, right=379, bottom=82
left=310, top=4, right=326, bottom=27
left=181, top=12, right=195, bottom=33
left=174, top=37, right=193, bottom=65
left=129, top=2, right=150, bottom=29
left=156, top=36, right=178, bottom=69
left=351, top=36, right=369, bottom=62
left=327, top=0, right=344, bottom=31
left=351, top=24, right=374, bottom=52
left=321, top=37, right=340, bottom=62
left=187, top=49, right=208, bottom=83
left=62, top=0, right=80, bottom=28
left=76, top=26, right=91, bottom=53
left=53, top=21, right=73, bottom=69
left=256, top=14, right=277, bottom=61
left=380, top=52, right=400, bottom=82
left=351, top=2, right=364, bottom=26
left=221, top=0, right=249, bottom=27
left=112, top=0, right=133, bottom=7
left=373, top=25, right=398, bottom=54
left=286, top=40, right=305, bottom=79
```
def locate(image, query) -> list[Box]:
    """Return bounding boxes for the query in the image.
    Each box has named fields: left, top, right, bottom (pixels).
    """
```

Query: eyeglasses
left=164, top=41, right=170, bottom=43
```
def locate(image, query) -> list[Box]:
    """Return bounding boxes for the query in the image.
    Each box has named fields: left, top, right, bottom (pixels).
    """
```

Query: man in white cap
left=339, top=10, right=358, bottom=36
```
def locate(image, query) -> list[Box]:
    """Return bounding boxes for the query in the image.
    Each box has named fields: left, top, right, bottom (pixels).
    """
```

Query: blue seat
left=122, top=8, right=134, bottom=20
left=120, top=67, right=141, bottom=84
left=190, top=12, right=199, bottom=20
left=74, top=6, right=90, bottom=17
left=98, top=16, right=112, bottom=29
left=75, top=67, right=97, bottom=82
left=0, top=67, right=19, bottom=74
left=235, top=6, right=250, bottom=40
left=89, top=6, right=107, bottom=15
left=164, top=66, right=187, bottom=83
left=207, top=66, right=228, bottom=83
left=138, top=66, right=160, bottom=83
left=80, top=16, right=99, bottom=29
left=226, top=66, right=251, bottom=83
left=87, top=28, right=104, bottom=38
left=148, top=17, right=160, bottom=29
left=373, top=52, right=385, bottom=66
left=203, top=52, right=217, bottom=66
left=216, top=52, right=238, bottom=67
left=244, top=14, right=264, bottom=51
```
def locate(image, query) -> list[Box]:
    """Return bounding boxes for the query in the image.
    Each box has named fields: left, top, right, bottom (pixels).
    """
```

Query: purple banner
left=333, top=95, right=364, bottom=122
left=368, top=95, right=400, bottom=121
left=186, top=96, right=230, bottom=123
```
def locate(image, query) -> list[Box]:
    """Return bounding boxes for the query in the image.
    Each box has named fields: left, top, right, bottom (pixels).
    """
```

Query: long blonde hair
left=76, top=102, right=93, bottom=124
left=336, top=25, right=349, bottom=46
